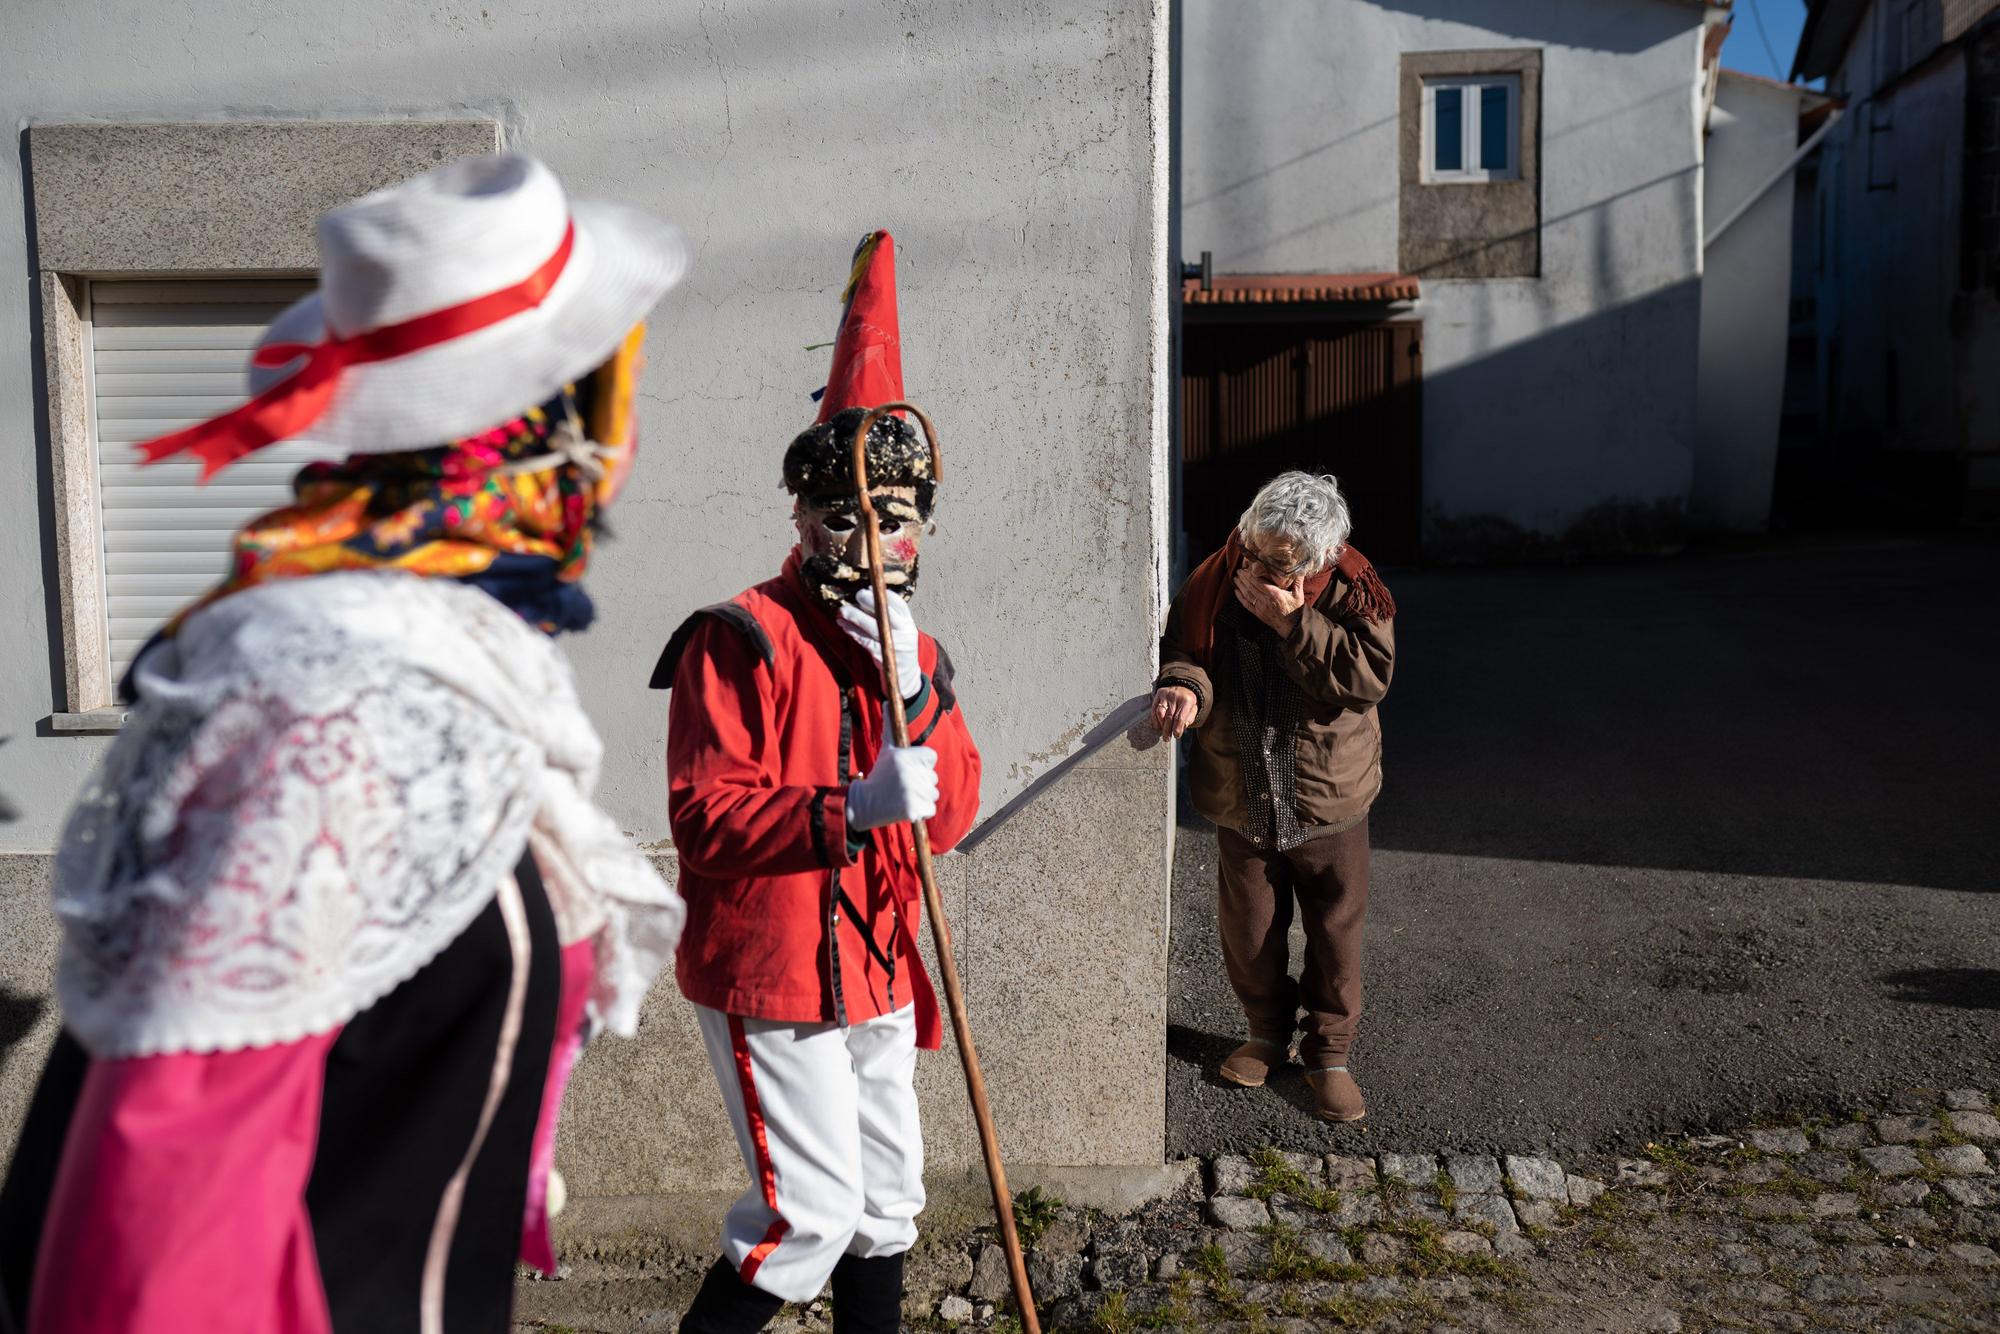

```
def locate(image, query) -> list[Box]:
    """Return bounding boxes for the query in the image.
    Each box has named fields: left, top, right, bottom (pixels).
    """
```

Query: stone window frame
left=1399, top=49, right=1544, bottom=279
left=27, top=120, right=500, bottom=731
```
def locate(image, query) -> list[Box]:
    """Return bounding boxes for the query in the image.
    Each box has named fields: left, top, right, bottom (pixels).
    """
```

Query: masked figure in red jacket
left=651, top=232, right=981, bottom=1334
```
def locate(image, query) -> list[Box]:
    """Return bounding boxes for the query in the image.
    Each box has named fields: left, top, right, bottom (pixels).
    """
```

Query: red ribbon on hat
left=138, top=222, right=578, bottom=480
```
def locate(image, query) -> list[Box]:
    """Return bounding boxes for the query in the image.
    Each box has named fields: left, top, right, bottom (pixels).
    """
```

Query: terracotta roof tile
left=1182, top=273, right=1420, bottom=305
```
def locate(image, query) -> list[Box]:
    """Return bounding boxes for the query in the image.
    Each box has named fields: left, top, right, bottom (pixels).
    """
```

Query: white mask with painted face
left=793, top=485, right=927, bottom=607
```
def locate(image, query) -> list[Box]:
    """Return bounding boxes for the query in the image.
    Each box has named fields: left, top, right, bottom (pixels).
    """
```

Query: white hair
left=1236, top=471, right=1352, bottom=572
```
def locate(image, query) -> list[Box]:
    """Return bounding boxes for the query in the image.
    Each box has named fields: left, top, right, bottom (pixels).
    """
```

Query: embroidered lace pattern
left=53, top=572, right=681, bottom=1058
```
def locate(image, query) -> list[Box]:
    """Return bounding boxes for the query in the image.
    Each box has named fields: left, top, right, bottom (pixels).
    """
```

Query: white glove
left=846, top=709, right=941, bottom=830
left=838, top=588, right=923, bottom=697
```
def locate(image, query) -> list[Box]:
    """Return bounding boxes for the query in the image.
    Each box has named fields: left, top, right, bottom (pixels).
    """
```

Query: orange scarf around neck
left=1177, top=531, right=1395, bottom=670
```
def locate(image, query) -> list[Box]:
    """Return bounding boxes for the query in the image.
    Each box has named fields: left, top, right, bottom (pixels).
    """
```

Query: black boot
left=829, top=1252, right=905, bottom=1334
left=680, top=1257, right=785, bottom=1334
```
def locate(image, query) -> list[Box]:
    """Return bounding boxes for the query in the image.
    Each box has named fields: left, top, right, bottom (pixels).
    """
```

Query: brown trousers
left=1216, top=817, right=1370, bottom=1068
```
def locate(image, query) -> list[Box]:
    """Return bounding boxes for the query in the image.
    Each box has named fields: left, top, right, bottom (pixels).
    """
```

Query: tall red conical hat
left=813, top=230, right=903, bottom=422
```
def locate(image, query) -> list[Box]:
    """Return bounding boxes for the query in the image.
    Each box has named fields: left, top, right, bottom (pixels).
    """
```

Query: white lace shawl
left=53, top=571, right=684, bottom=1059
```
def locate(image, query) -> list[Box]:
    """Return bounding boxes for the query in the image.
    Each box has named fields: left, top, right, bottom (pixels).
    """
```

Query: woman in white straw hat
left=0, top=154, right=688, bottom=1334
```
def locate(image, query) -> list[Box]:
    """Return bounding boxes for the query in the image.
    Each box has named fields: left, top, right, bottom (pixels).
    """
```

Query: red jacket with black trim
left=656, top=554, right=981, bottom=1049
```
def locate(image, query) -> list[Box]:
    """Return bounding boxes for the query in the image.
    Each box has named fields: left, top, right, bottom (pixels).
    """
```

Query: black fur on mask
left=786, top=408, right=935, bottom=606
left=782, top=408, right=936, bottom=518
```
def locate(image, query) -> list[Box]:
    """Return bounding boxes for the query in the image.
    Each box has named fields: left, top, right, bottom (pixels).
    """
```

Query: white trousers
left=695, top=1003, right=925, bottom=1302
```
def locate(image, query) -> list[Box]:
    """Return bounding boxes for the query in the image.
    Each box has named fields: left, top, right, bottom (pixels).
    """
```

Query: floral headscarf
left=168, top=326, right=645, bottom=639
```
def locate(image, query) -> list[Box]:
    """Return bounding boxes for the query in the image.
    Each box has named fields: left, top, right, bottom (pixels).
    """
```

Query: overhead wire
left=1745, top=0, right=1786, bottom=79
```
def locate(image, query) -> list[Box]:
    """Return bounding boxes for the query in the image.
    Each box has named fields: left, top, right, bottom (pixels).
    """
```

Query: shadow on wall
left=1366, top=538, right=2000, bottom=894
left=1424, top=498, right=1688, bottom=563
left=1408, top=164, right=1696, bottom=285
left=1203, top=118, right=1696, bottom=275
left=1417, top=280, right=1702, bottom=560
left=1366, top=0, right=1696, bottom=54
left=1174, top=285, right=1701, bottom=566
left=1185, top=111, right=1399, bottom=212
left=1210, top=193, right=1398, bottom=271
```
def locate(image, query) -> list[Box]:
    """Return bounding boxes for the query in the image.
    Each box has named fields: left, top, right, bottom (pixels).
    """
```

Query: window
left=1400, top=50, right=1541, bottom=276
left=27, top=120, right=499, bottom=726
left=84, top=280, right=321, bottom=685
left=1423, top=75, right=1520, bottom=182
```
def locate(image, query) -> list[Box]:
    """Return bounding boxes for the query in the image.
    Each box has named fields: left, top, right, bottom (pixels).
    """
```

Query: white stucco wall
left=0, top=1, right=1167, bottom=849
left=0, top=1, right=1173, bottom=1195
left=1694, top=73, right=1810, bottom=532
left=1181, top=0, right=1710, bottom=546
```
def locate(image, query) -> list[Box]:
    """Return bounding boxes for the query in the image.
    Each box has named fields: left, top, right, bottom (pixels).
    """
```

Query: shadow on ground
left=1368, top=537, right=2000, bottom=893
left=1168, top=538, right=2000, bottom=1160
left=1879, top=968, right=2000, bottom=1010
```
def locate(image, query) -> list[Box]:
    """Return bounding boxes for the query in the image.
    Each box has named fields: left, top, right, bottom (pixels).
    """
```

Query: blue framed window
left=1423, top=74, right=1520, bottom=181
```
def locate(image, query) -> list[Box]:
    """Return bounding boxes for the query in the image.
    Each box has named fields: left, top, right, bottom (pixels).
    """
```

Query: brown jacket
left=1156, top=565, right=1394, bottom=841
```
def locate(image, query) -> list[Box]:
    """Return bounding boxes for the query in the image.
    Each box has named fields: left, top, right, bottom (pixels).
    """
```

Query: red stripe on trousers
left=728, top=1015, right=791, bottom=1283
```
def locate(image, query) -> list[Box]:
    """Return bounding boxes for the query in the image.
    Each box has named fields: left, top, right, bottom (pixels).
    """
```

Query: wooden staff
left=848, top=403, right=1040, bottom=1334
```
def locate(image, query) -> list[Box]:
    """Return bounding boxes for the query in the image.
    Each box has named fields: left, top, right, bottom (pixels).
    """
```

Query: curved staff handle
left=849, top=401, right=944, bottom=743
left=848, top=404, right=1040, bottom=1334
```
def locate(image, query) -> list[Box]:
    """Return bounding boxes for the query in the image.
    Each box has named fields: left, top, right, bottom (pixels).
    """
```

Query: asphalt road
left=1167, top=537, right=2000, bottom=1159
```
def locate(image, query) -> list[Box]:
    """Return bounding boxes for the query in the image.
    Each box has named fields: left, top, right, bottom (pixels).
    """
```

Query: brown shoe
left=1305, top=1065, right=1366, bottom=1121
left=1218, top=1039, right=1287, bottom=1088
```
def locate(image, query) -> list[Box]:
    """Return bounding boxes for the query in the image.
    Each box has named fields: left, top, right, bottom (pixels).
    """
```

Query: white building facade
left=1180, top=0, right=1727, bottom=559
left=1696, top=71, right=1831, bottom=532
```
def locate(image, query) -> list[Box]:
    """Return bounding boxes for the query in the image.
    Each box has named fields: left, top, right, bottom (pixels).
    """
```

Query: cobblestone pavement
left=516, top=1087, right=2000, bottom=1332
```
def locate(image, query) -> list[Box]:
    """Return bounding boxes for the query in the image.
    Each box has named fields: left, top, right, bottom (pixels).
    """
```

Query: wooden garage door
left=1181, top=320, right=1422, bottom=565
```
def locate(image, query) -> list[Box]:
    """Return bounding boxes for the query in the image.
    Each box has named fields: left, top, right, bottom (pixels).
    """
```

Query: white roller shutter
left=87, top=279, right=322, bottom=682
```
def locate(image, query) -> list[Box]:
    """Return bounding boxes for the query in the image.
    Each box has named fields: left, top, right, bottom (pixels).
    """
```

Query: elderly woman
left=1152, top=472, right=1395, bottom=1122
